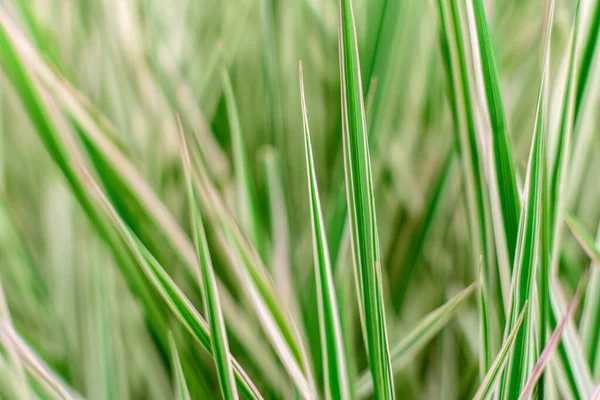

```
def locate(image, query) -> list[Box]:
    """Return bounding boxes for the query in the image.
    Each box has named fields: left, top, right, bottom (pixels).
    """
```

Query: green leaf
left=464, top=0, right=521, bottom=275
left=222, top=71, right=265, bottom=262
left=355, top=283, right=476, bottom=398
left=80, top=171, right=264, bottom=400
left=473, top=301, right=528, bottom=400
left=0, top=319, right=82, bottom=400
left=548, top=278, right=593, bottom=399
left=337, top=0, right=395, bottom=397
left=519, top=279, right=586, bottom=400
left=580, top=223, right=600, bottom=376
left=498, top=11, right=552, bottom=396
left=180, top=120, right=239, bottom=400
left=566, top=214, right=600, bottom=266
left=436, top=0, right=501, bottom=361
left=169, top=333, right=192, bottom=400
left=299, top=62, right=351, bottom=400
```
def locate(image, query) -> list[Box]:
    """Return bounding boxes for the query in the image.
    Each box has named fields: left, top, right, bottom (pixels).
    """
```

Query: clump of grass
left=0, top=0, right=599, bottom=399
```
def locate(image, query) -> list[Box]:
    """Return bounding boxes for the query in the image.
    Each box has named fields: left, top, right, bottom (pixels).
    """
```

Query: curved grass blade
left=0, top=14, right=295, bottom=394
left=169, top=333, right=192, bottom=400
left=355, top=283, right=476, bottom=398
left=473, top=301, right=528, bottom=400
left=80, top=170, right=264, bottom=400
left=518, top=279, right=586, bottom=400
left=300, top=62, right=351, bottom=400
left=0, top=11, right=170, bottom=347
left=337, top=0, right=395, bottom=397
left=179, top=120, right=239, bottom=400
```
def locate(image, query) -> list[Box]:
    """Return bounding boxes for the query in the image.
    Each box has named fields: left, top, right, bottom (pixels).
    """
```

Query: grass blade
left=548, top=278, right=594, bottom=399
left=222, top=71, right=265, bottom=262
left=0, top=279, right=32, bottom=400
left=518, top=279, right=585, bottom=400
left=437, top=0, right=500, bottom=362
left=580, top=222, right=600, bottom=376
left=465, top=0, right=520, bottom=280
left=0, top=319, right=82, bottom=400
left=179, top=120, right=239, bottom=400
left=498, top=12, right=553, bottom=395
left=300, top=62, right=351, bottom=400
left=337, top=0, right=395, bottom=397
left=169, top=333, right=192, bottom=400
left=80, top=169, right=264, bottom=400
left=566, top=214, right=600, bottom=265
left=473, top=301, right=529, bottom=400
left=355, top=283, right=476, bottom=398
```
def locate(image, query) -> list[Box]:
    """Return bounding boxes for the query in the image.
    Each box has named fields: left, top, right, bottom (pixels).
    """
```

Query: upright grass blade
left=518, top=279, right=586, bottom=400
left=473, top=301, right=528, bottom=400
left=191, top=156, right=315, bottom=398
left=222, top=70, right=265, bottom=262
left=337, top=0, right=394, bottom=397
left=478, top=261, right=491, bottom=376
left=465, top=0, right=521, bottom=278
left=355, top=283, right=476, bottom=398
left=169, top=333, right=192, bottom=400
left=179, top=120, right=239, bottom=400
left=0, top=13, right=299, bottom=395
left=437, top=0, right=499, bottom=362
left=547, top=3, right=581, bottom=272
left=79, top=169, right=264, bottom=400
left=299, top=62, right=351, bottom=400
left=498, top=11, right=553, bottom=395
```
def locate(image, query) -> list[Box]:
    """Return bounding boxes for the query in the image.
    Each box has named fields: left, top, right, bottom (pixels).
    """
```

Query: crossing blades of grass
left=337, top=0, right=395, bottom=397
left=498, top=10, right=552, bottom=395
left=169, top=333, right=192, bottom=400
left=518, top=278, right=586, bottom=400
left=179, top=119, right=239, bottom=400
left=0, top=10, right=171, bottom=347
left=548, top=277, right=593, bottom=398
left=355, top=283, right=476, bottom=398
left=0, top=13, right=298, bottom=395
left=437, top=0, right=500, bottom=362
left=580, top=222, right=600, bottom=376
left=473, top=301, right=528, bottom=400
left=0, top=318, right=82, bottom=400
left=0, top=280, right=31, bottom=400
left=79, top=168, right=264, bottom=400
left=300, top=62, right=351, bottom=400
left=566, top=214, right=600, bottom=266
